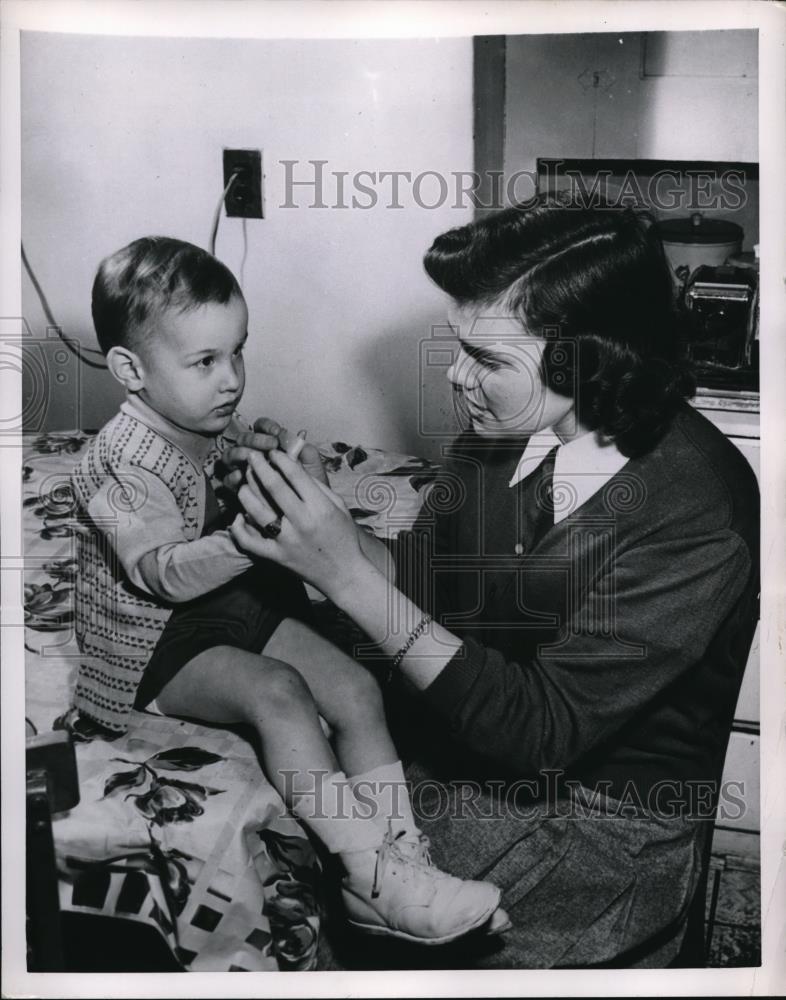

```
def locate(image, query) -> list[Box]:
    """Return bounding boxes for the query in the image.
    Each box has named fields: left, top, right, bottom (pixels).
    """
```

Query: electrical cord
left=23, top=170, right=242, bottom=373
left=239, top=217, right=249, bottom=289
left=21, top=241, right=108, bottom=370
left=209, top=171, right=241, bottom=256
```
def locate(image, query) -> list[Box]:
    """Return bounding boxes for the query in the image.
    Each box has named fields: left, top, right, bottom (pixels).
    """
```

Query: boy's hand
left=222, top=417, right=328, bottom=489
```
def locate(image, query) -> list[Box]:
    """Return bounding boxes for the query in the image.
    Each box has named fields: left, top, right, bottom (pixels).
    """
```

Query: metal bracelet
left=387, top=614, right=433, bottom=683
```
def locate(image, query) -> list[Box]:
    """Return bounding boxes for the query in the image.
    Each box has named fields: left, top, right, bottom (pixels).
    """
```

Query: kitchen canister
left=655, top=213, right=744, bottom=284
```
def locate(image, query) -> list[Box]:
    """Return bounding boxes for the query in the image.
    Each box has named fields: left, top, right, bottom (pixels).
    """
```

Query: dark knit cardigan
left=394, top=402, right=760, bottom=806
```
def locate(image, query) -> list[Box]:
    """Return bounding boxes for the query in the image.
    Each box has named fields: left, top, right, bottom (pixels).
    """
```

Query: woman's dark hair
left=424, top=197, right=695, bottom=457
left=92, top=236, right=242, bottom=355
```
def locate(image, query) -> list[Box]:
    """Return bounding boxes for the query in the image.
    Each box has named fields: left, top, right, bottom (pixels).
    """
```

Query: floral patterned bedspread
left=23, top=431, right=436, bottom=972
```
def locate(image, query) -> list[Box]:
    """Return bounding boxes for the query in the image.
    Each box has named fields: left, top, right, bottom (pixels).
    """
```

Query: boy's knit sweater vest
left=70, top=410, right=234, bottom=733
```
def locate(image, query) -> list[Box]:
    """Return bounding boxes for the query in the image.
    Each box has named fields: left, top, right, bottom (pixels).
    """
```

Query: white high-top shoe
left=341, top=826, right=502, bottom=945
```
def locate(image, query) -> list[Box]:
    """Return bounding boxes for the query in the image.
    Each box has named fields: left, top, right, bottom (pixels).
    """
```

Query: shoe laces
left=371, top=823, right=407, bottom=899
left=371, top=825, right=439, bottom=899
left=398, top=831, right=433, bottom=868
left=411, top=833, right=433, bottom=867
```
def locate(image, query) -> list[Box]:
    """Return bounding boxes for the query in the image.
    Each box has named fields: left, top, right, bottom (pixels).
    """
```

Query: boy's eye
left=195, top=356, right=215, bottom=369
left=233, top=344, right=245, bottom=358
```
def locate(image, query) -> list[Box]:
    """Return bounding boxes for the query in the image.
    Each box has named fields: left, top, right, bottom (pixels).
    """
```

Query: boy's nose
left=221, top=366, right=242, bottom=393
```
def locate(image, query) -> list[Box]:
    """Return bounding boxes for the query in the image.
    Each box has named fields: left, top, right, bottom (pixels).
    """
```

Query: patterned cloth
left=24, top=430, right=437, bottom=972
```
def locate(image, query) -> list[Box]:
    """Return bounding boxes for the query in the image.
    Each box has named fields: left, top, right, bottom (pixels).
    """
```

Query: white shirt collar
left=509, top=429, right=629, bottom=524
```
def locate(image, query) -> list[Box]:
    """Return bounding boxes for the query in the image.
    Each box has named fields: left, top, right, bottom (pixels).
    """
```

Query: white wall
left=502, top=31, right=759, bottom=248
left=637, top=30, right=758, bottom=163
left=504, top=30, right=758, bottom=170
left=21, top=32, right=474, bottom=459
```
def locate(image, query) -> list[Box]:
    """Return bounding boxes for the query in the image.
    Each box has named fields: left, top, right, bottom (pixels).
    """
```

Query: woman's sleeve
left=388, top=491, right=457, bottom=624
left=417, top=527, right=753, bottom=775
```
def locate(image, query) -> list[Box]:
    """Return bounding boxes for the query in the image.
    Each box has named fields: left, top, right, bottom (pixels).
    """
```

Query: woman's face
left=446, top=301, right=578, bottom=440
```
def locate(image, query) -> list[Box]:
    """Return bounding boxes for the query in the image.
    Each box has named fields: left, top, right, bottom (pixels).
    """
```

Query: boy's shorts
left=134, top=560, right=315, bottom=711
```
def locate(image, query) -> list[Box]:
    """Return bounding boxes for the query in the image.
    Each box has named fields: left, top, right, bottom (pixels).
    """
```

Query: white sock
left=289, top=770, right=382, bottom=855
left=347, top=760, right=420, bottom=839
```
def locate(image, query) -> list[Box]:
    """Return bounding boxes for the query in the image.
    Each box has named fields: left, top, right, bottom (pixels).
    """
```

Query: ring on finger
left=260, top=515, right=283, bottom=539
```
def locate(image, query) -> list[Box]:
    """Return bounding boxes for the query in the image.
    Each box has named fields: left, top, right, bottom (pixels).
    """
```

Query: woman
left=226, top=200, right=759, bottom=967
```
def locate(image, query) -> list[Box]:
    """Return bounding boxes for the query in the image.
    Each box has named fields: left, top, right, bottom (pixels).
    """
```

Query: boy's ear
left=106, top=345, right=146, bottom=391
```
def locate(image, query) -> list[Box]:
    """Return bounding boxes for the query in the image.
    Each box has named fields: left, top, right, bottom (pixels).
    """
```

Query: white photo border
left=2, top=1, right=784, bottom=997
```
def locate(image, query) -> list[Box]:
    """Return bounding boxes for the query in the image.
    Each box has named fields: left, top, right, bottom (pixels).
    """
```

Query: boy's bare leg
left=262, top=618, right=398, bottom=777
left=259, top=624, right=504, bottom=939
left=155, top=640, right=507, bottom=941
left=154, top=645, right=340, bottom=801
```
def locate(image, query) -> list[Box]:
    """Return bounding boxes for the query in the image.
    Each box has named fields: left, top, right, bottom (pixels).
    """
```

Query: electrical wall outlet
left=223, top=148, right=264, bottom=219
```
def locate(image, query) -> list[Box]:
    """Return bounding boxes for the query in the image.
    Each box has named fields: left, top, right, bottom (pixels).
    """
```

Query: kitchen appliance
left=655, top=213, right=744, bottom=292
left=682, top=264, right=758, bottom=391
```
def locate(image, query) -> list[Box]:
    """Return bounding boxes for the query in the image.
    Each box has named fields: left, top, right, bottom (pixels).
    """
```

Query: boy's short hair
left=424, top=196, right=695, bottom=457
left=92, top=236, right=242, bottom=354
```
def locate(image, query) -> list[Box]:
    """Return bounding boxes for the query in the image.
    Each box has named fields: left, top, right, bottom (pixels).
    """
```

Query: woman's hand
left=222, top=416, right=328, bottom=490
left=230, top=449, right=365, bottom=595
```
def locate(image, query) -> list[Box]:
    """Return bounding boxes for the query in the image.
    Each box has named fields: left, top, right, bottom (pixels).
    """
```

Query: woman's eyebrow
left=459, top=339, right=511, bottom=368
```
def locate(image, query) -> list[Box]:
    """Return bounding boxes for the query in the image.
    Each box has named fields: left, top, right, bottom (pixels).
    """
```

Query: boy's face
left=445, top=301, right=577, bottom=440
left=136, top=295, right=248, bottom=436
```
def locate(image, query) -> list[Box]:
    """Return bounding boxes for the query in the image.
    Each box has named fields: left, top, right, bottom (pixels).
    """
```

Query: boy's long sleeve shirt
left=71, top=394, right=253, bottom=731
left=86, top=395, right=252, bottom=603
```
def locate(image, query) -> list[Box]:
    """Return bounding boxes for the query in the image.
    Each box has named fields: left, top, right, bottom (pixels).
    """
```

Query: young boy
left=70, top=236, right=502, bottom=945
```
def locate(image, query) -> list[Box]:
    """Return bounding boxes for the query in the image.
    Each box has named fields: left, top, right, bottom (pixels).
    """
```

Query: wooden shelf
left=691, top=392, right=760, bottom=438
left=693, top=387, right=760, bottom=413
